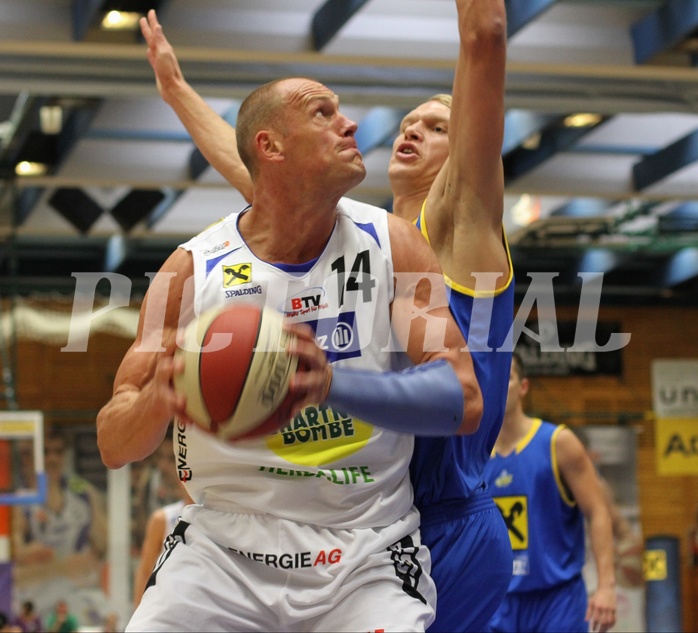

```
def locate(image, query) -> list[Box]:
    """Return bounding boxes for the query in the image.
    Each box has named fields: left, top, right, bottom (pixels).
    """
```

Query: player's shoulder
left=181, top=209, right=245, bottom=251
left=336, top=196, right=389, bottom=223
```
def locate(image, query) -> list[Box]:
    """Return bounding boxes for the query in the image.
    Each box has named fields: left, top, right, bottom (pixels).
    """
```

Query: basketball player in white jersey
left=139, top=4, right=512, bottom=630
left=97, top=77, right=483, bottom=631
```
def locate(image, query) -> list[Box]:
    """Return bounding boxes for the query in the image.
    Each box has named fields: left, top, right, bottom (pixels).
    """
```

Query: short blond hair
left=429, top=93, right=452, bottom=109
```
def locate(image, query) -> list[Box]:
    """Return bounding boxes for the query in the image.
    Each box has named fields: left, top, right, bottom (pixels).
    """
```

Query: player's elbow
left=98, top=440, right=127, bottom=471
left=96, top=415, right=127, bottom=470
left=457, top=377, right=483, bottom=435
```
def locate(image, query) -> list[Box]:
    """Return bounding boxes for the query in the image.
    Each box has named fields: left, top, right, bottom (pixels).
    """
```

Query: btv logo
left=287, top=286, right=327, bottom=313
left=291, top=294, right=321, bottom=310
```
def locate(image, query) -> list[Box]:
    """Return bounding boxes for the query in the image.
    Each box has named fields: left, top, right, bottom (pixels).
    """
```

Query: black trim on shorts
left=145, top=518, right=190, bottom=593
left=387, top=535, right=427, bottom=605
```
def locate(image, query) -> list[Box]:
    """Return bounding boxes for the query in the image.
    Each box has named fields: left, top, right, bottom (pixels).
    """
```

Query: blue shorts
left=485, top=574, right=588, bottom=633
left=420, top=486, right=512, bottom=633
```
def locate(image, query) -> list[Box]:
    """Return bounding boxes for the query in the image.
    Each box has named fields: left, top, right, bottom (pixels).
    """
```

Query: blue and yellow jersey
left=409, top=203, right=515, bottom=512
left=484, top=419, right=586, bottom=592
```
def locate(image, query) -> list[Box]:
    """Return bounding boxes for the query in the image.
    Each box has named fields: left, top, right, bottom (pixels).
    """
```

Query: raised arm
left=425, top=0, right=509, bottom=289
left=140, top=9, right=253, bottom=202
left=96, top=247, right=195, bottom=469
left=388, top=214, right=483, bottom=433
left=557, top=428, right=617, bottom=633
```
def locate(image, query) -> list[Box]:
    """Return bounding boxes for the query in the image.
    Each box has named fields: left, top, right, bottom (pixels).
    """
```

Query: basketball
left=174, top=303, right=298, bottom=441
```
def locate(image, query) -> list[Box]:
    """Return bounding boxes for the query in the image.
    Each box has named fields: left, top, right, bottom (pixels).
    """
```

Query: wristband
left=326, top=360, right=464, bottom=436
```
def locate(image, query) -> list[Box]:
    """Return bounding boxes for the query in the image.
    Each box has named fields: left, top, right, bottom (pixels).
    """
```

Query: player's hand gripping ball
left=174, top=303, right=298, bottom=440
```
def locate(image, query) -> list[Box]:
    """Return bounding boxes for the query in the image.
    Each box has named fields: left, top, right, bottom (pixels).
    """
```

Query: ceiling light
left=101, top=10, right=142, bottom=31
left=563, top=113, right=603, bottom=128
left=39, top=105, right=63, bottom=135
left=521, top=132, right=542, bottom=150
left=511, top=194, right=541, bottom=227
left=15, top=161, right=48, bottom=176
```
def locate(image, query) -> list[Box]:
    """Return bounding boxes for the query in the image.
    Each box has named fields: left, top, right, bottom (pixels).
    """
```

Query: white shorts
left=127, top=505, right=435, bottom=632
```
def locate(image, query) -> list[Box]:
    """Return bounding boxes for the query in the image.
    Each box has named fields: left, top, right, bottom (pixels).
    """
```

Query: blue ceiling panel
left=355, top=107, right=405, bottom=156
left=312, top=0, right=371, bottom=50
left=632, top=129, right=698, bottom=191
left=659, top=247, right=698, bottom=286
left=631, top=0, right=698, bottom=65
left=506, top=0, right=558, bottom=37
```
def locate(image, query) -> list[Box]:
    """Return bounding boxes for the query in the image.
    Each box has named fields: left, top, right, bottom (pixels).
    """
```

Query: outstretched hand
left=139, top=9, right=185, bottom=100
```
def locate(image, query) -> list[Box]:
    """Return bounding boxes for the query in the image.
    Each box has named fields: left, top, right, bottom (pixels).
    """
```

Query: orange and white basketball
left=174, top=303, right=297, bottom=441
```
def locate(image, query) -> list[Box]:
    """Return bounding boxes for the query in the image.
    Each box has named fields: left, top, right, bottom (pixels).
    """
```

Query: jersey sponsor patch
left=228, top=546, right=342, bottom=569
left=494, top=495, right=528, bottom=550
left=265, top=404, right=373, bottom=466
left=223, top=262, right=252, bottom=286
left=285, top=286, right=329, bottom=316
left=512, top=552, right=529, bottom=576
left=305, top=312, right=361, bottom=362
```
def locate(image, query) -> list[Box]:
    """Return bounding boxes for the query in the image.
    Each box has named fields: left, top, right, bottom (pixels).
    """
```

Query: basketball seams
left=199, top=305, right=260, bottom=426
left=227, top=308, right=296, bottom=439
left=174, top=304, right=296, bottom=442
left=226, top=306, right=265, bottom=427
left=174, top=306, right=219, bottom=432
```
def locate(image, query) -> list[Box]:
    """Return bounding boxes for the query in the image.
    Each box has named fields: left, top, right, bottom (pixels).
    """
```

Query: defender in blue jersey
left=141, top=2, right=513, bottom=630
left=388, top=1, right=513, bottom=628
left=483, top=353, right=617, bottom=633
left=410, top=208, right=514, bottom=632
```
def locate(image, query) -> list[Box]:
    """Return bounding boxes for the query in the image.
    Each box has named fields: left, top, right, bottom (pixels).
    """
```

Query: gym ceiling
left=1, top=0, right=698, bottom=304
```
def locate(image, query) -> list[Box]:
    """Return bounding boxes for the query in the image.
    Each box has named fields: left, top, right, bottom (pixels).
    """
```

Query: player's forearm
left=326, top=357, right=481, bottom=436
left=97, top=385, right=171, bottom=469
left=589, top=513, right=617, bottom=589
left=160, top=79, right=253, bottom=202
left=446, top=0, right=507, bottom=238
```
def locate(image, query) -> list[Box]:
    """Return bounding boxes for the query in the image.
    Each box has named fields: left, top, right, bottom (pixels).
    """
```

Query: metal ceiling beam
left=73, top=0, right=170, bottom=43
left=188, top=103, right=241, bottom=180
left=550, top=198, right=614, bottom=217
left=632, top=128, right=698, bottom=191
left=311, top=0, right=371, bottom=51
left=4, top=40, right=698, bottom=113
left=504, top=116, right=608, bottom=183
left=10, top=98, right=102, bottom=228
left=506, top=0, right=559, bottom=38
left=658, top=201, right=698, bottom=233
left=631, top=0, right=698, bottom=65
left=72, top=0, right=105, bottom=41
left=502, top=110, right=558, bottom=155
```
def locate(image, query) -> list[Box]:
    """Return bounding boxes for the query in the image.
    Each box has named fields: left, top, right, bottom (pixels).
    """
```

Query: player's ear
left=255, top=130, right=284, bottom=163
left=519, top=377, right=530, bottom=398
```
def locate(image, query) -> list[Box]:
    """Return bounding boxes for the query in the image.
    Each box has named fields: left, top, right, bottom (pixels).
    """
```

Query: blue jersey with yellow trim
left=409, top=207, right=514, bottom=509
left=483, top=419, right=586, bottom=592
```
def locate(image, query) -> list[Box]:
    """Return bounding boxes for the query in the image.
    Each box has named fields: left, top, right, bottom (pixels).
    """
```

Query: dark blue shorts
left=421, top=486, right=513, bottom=633
left=485, top=574, right=588, bottom=633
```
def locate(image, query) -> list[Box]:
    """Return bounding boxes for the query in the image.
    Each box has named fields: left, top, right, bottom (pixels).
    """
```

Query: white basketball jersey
left=162, top=499, right=187, bottom=538
left=177, top=198, right=414, bottom=529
